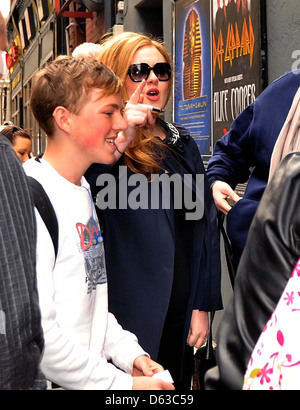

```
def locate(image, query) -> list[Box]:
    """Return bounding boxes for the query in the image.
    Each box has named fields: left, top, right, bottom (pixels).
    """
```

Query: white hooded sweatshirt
left=24, top=158, right=147, bottom=390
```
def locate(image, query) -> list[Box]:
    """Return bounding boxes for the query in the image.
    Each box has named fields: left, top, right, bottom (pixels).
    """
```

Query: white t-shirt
left=24, top=158, right=147, bottom=390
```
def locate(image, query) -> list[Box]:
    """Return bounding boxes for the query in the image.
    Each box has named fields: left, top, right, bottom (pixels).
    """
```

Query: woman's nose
left=147, top=70, right=159, bottom=83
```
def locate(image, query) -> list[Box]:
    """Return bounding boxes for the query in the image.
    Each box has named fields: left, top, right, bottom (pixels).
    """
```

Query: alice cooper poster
left=212, top=0, right=264, bottom=145
left=174, top=0, right=212, bottom=157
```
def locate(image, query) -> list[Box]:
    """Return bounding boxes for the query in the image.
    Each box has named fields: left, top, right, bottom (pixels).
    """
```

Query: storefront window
left=11, top=92, right=21, bottom=127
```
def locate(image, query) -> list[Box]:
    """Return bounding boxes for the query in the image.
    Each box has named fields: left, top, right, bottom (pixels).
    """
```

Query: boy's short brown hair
left=30, top=55, right=122, bottom=136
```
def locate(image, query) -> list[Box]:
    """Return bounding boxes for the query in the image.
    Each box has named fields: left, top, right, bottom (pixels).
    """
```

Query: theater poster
left=174, top=0, right=212, bottom=157
left=212, top=0, right=264, bottom=144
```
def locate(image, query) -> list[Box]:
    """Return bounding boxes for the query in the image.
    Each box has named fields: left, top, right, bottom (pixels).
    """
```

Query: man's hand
left=132, top=356, right=175, bottom=390
left=132, top=355, right=164, bottom=377
left=212, top=180, right=241, bottom=215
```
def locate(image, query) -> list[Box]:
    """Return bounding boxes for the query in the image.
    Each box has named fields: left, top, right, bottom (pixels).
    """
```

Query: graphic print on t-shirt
left=76, top=217, right=107, bottom=294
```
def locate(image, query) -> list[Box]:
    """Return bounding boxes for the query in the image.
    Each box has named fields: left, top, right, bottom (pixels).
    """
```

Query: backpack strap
left=27, top=176, right=59, bottom=262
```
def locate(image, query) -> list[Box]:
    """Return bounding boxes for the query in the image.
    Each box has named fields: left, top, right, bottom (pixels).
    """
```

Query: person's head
left=0, top=12, right=7, bottom=51
left=98, top=32, right=173, bottom=109
left=1, top=125, right=32, bottom=163
left=72, top=42, right=102, bottom=59
left=30, top=55, right=126, bottom=165
left=98, top=32, right=173, bottom=174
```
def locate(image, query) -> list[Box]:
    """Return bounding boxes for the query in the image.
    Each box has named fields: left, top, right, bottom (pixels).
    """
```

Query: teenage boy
left=24, top=56, right=174, bottom=390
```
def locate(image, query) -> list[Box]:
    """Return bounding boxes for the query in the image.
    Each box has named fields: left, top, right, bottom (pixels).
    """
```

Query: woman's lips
left=146, top=88, right=160, bottom=102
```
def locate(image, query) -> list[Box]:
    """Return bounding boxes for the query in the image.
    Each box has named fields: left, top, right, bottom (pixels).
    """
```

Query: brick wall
left=86, top=12, right=105, bottom=44
left=67, top=3, right=106, bottom=55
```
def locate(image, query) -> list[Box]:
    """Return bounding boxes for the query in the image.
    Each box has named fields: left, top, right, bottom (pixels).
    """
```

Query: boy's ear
left=52, top=106, right=72, bottom=133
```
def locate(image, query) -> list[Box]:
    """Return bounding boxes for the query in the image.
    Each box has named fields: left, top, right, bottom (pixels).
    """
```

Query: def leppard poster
left=174, top=0, right=212, bottom=157
left=212, top=0, right=264, bottom=145
left=174, top=0, right=265, bottom=158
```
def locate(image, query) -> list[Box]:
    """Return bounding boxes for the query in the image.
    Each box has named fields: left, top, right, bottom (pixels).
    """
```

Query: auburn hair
left=98, top=32, right=173, bottom=175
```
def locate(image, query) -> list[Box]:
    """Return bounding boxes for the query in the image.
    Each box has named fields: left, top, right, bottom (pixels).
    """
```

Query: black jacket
left=86, top=121, right=223, bottom=361
left=206, top=152, right=300, bottom=389
left=0, top=136, right=46, bottom=389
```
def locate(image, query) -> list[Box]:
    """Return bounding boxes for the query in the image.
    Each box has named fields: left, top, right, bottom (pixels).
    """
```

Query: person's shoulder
left=0, top=133, right=9, bottom=144
left=23, top=157, right=40, bottom=175
left=0, top=133, right=13, bottom=151
left=165, top=122, right=204, bottom=167
left=261, top=71, right=300, bottom=97
left=163, top=121, right=191, bottom=144
left=171, top=122, right=190, bottom=138
left=162, top=121, right=197, bottom=153
left=23, top=157, right=55, bottom=187
left=170, top=122, right=200, bottom=151
left=253, top=70, right=300, bottom=113
left=273, top=70, right=300, bottom=85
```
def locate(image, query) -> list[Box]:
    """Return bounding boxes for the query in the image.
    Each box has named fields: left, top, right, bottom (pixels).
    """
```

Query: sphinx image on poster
left=182, top=8, right=202, bottom=100
left=174, top=0, right=212, bottom=156
left=212, top=0, right=263, bottom=144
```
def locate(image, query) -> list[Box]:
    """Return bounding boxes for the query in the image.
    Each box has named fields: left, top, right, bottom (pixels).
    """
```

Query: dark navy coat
left=207, top=71, right=300, bottom=265
left=86, top=121, right=222, bottom=360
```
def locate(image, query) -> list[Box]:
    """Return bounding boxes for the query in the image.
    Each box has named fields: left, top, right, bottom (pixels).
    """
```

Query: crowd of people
left=0, top=7, right=300, bottom=390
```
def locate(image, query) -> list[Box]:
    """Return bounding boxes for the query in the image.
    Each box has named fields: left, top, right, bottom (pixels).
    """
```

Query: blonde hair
left=30, top=55, right=122, bottom=136
left=98, top=32, right=173, bottom=174
left=72, top=42, right=102, bottom=59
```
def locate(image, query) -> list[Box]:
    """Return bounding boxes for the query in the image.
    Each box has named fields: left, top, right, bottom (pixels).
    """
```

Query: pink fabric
left=243, top=257, right=300, bottom=390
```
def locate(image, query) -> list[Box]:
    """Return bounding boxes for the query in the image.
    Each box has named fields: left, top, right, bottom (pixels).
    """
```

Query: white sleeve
left=34, top=210, right=133, bottom=390
left=104, top=312, right=149, bottom=374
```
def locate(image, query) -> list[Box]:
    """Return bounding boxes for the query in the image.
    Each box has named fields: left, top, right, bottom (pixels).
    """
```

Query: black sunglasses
left=127, top=62, right=172, bottom=82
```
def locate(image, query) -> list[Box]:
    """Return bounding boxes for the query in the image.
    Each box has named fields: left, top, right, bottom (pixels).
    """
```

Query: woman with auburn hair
left=97, top=31, right=173, bottom=175
left=85, top=32, right=222, bottom=389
